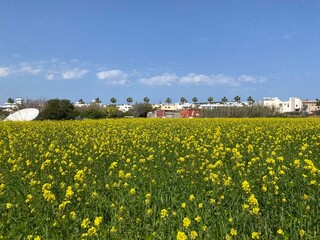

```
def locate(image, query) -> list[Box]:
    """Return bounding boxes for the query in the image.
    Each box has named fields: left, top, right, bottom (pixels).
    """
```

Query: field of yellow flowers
left=0, top=118, right=320, bottom=239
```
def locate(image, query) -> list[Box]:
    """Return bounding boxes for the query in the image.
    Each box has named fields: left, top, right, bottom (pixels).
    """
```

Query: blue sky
left=1, top=1, right=320, bottom=104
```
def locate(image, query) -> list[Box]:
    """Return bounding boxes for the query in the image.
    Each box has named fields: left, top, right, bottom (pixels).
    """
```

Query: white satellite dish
left=4, top=108, right=39, bottom=121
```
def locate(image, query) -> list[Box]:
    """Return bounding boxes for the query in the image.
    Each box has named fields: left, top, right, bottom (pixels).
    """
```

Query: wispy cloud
left=180, top=73, right=265, bottom=86
left=96, top=70, right=129, bottom=85
left=139, top=73, right=178, bottom=86
left=0, top=67, right=12, bottom=77
left=19, top=63, right=42, bottom=75
left=281, top=32, right=295, bottom=40
left=45, top=73, right=55, bottom=81
left=61, top=68, right=88, bottom=80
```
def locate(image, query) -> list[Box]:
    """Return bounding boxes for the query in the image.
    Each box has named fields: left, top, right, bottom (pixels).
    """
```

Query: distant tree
left=78, top=99, right=85, bottom=104
left=95, top=97, right=101, bottom=104
left=143, top=97, right=150, bottom=104
left=76, top=104, right=106, bottom=119
left=105, top=105, right=118, bottom=118
left=316, top=98, right=320, bottom=106
left=207, top=97, right=214, bottom=104
left=180, top=97, right=187, bottom=104
left=165, top=98, right=172, bottom=104
left=20, top=98, right=46, bottom=111
left=234, top=95, right=241, bottom=103
left=110, top=97, right=117, bottom=104
left=131, top=103, right=154, bottom=117
left=7, top=98, right=14, bottom=104
left=221, top=96, right=228, bottom=104
left=247, top=96, right=255, bottom=105
left=192, top=97, right=198, bottom=104
left=126, top=97, right=133, bottom=105
left=41, top=99, right=76, bottom=120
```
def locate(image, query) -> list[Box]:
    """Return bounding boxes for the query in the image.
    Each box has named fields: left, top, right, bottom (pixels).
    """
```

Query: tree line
left=1, top=97, right=320, bottom=120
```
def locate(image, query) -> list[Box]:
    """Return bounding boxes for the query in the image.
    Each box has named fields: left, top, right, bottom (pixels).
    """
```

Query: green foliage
left=165, top=98, right=172, bottom=104
left=76, top=104, right=106, bottom=119
left=105, top=106, right=118, bottom=118
left=110, top=97, right=117, bottom=104
left=126, top=97, right=133, bottom=104
left=192, top=97, right=198, bottom=104
left=41, top=99, right=76, bottom=120
left=201, top=105, right=278, bottom=118
left=180, top=97, right=187, bottom=104
left=207, top=97, right=214, bottom=104
left=130, top=103, right=154, bottom=117
left=7, top=98, right=14, bottom=104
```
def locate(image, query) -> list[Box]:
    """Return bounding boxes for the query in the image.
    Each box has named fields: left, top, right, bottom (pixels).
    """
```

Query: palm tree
left=143, top=97, right=150, bottom=104
left=95, top=97, right=101, bottom=104
left=221, top=96, right=228, bottom=104
left=234, top=96, right=241, bottom=103
left=192, top=97, right=198, bottom=104
left=110, top=97, right=117, bottom=105
left=126, top=97, right=133, bottom=105
left=165, top=98, right=172, bottom=104
left=180, top=97, right=187, bottom=104
left=207, top=97, right=214, bottom=104
left=247, top=96, right=255, bottom=105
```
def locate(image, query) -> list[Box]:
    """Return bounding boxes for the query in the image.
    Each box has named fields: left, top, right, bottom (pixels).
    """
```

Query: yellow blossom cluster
left=0, top=118, right=319, bottom=239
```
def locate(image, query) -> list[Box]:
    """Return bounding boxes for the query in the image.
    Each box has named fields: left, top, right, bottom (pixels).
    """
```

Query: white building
left=262, top=97, right=283, bottom=111
left=116, top=104, right=132, bottom=112
left=0, top=98, right=22, bottom=112
left=262, top=97, right=302, bottom=113
left=282, top=97, right=302, bottom=113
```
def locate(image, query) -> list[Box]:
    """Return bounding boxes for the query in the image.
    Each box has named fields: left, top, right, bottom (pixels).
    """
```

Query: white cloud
left=19, top=65, right=42, bottom=75
left=180, top=73, right=211, bottom=84
left=96, top=70, right=129, bottom=85
left=61, top=68, right=88, bottom=79
left=45, top=73, right=55, bottom=80
left=0, top=67, right=11, bottom=77
left=139, top=73, right=178, bottom=86
left=180, top=73, right=238, bottom=86
left=180, top=73, right=265, bottom=87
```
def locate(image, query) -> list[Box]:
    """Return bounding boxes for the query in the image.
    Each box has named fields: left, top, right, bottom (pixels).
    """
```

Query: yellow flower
left=210, top=198, right=216, bottom=205
left=183, top=217, right=191, bottom=228
left=181, top=202, right=187, bottom=208
left=194, top=216, right=201, bottom=222
left=176, top=231, right=187, bottom=240
left=299, top=229, right=305, bottom=237
left=87, top=226, right=97, bottom=237
left=94, top=216, right=103, bottom=227
left=190, top=230, right=198, bottom=239
left=230, top=228, right=237, bottom=236
left=6, top=203, right=12, bottom=209
left=189, top=194, right=195, bottom=201
left=110, top=226, right=117, bottom=233
left=81, top=218, right=90, bottom=229
left=242, top=180, right=251, bottom=193
left=130, top=188, right=136, bottom=195
left=277, top=228, right=284, bottom=236
left=65, top=186, right=74, bottom=199
left=70, top=211, right=76, bottom=220
left=147, top=208, right=153, bottom=215
left=74, top=170, right=85, bottom=182
left=251, top=231, right=260, bottom=239
left=160, top=209, right=168, bottom=219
